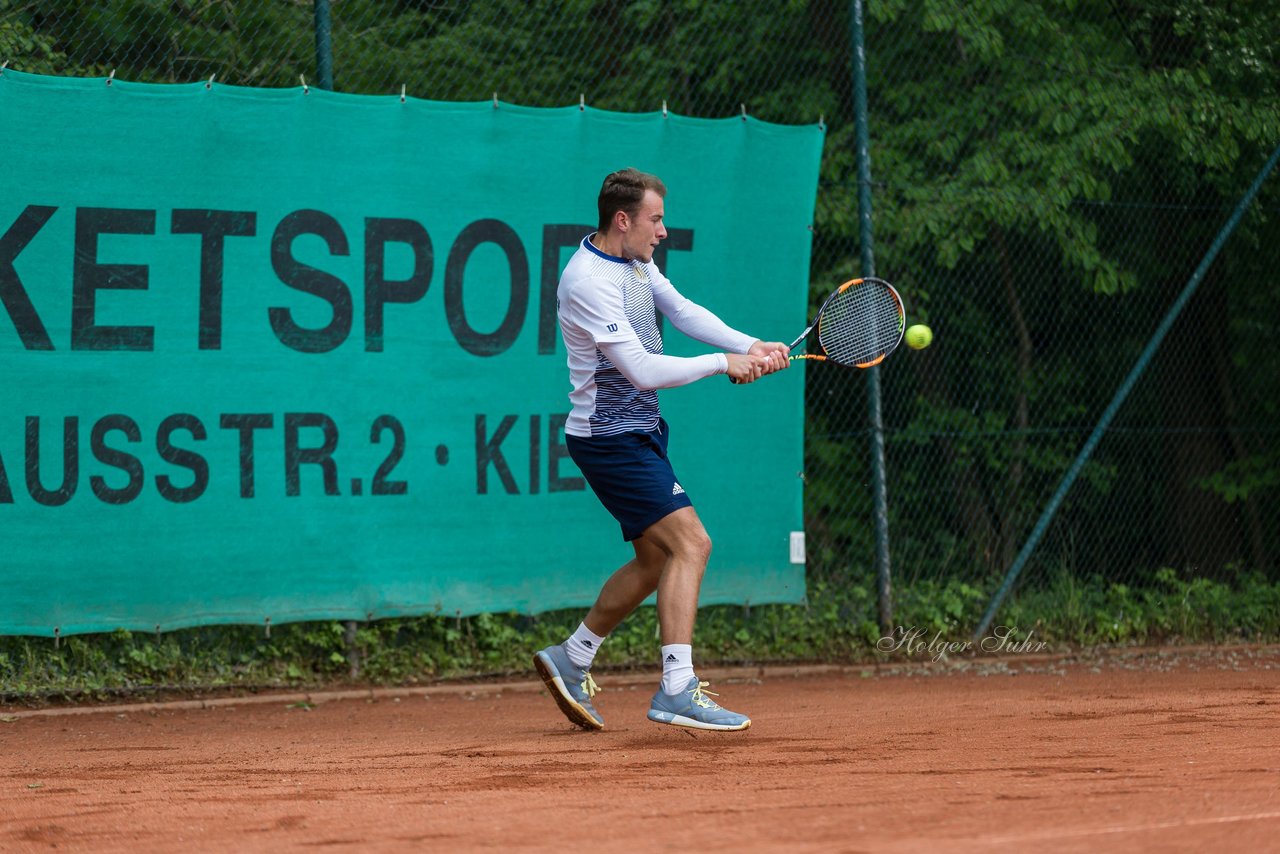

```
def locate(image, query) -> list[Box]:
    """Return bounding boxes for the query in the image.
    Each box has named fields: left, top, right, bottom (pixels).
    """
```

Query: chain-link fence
left=4, top=0, right=1278, bottom=641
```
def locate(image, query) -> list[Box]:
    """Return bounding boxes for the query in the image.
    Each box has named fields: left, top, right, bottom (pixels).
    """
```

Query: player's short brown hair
left=597, top=168, right=666, bottom=233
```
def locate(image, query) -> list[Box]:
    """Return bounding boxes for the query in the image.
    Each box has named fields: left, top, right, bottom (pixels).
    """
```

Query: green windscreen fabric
left=0, top=71, right=823, bottom=636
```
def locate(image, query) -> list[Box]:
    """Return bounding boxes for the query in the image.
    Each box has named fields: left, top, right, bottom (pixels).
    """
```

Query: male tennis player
left=534, top=168, right=789, bottom=732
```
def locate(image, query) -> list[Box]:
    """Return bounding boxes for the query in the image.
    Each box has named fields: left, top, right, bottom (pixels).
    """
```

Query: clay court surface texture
left=2, top=645, right=1277, bottom=852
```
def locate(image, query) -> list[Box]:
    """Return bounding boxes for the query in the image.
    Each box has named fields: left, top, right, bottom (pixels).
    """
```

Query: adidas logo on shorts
left=672, top=482, right=685, bottom=495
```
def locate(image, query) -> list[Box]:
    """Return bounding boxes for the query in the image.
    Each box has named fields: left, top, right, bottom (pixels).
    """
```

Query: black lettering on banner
left=25, top=416, right=78, bottom=507
left=650, top=227, right=694, bottom=337
left=219, top=413, right=273, bottom=498
left=156, top=413, right=209, bottom=503
left=90, top=414, right=144, bottom=504
left=365, top=218, right=433, bottom=352
left=71, top=207, right=157, bottom=351
left=445, top=219, right=529, bottom=356
left=171, top=209, right=258, bottom=351
left=548, top=413, right=585, bottom=493
left=528, top=414, right=541, bottom=494
left=476, top=414, right=518, bottom=495
left=269, top=210, right=353, bottom=353
left=370, top=414, right=408, bottom=495
left=539, top=224, right=590, bottom=355
left=650, top=228, right=694, bottom=273
left=284, top=412, right=339, bottom=497
left=0, top=448, right=13, bottom=503
left=0, top=205, right=57, bottom=351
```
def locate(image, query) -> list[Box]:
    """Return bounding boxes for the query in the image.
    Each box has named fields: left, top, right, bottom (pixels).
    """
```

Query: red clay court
left=2, top=645, right=1277, bottom=852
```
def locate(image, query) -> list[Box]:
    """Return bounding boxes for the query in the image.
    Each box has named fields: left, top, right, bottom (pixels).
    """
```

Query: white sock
left=565, top=622, right=606, bottom=669
left=660, top=644, right=695, bottom=695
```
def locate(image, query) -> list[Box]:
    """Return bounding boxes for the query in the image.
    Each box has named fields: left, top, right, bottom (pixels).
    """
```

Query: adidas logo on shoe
left=671, top=482, right=685, bottom=495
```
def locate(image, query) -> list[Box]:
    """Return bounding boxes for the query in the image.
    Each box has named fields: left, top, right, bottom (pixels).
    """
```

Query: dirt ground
left=2, top=646, right=1278, bottom=852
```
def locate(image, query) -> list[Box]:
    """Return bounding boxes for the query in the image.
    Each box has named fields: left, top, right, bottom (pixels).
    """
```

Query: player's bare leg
left=638, top=506, right=711, bottom=645
left=641, top=507, right=751, bottom=731
left=581, top=536, right=667, bottom=637
left=533, top=533, right=667, bottom=730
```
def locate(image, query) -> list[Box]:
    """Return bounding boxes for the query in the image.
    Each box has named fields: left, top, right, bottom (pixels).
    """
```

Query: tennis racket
left=734, top=276, right=905, bottom=382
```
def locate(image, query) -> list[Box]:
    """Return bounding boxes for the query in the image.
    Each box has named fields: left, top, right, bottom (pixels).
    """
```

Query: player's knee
left=684, top=528, right=712, bottom=566
left=644, top=508, right=711, bottom=564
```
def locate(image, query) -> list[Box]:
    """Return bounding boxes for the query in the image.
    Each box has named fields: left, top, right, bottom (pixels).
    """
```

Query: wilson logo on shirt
left=606, top=323, right=618, bottom=333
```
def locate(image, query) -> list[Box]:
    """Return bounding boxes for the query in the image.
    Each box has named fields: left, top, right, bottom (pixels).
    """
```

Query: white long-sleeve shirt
left=557, top=234, right=755, bottom=438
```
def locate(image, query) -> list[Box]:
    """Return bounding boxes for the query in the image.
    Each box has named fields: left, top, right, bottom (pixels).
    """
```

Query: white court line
left=977, top=811, right=1280, bottom=845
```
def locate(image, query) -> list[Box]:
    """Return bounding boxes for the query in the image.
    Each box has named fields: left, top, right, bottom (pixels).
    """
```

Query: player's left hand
left=749, top=340, right=790, bottom=374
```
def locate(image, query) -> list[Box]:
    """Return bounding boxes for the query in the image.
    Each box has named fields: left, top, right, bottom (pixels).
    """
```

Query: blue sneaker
left=533, top=643, right=604, bottom=730
left=647, top=676, right=751, bottom=731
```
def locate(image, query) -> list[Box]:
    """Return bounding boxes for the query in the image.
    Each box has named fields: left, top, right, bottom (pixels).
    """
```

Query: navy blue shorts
left=566, top=419, right=693, bottom=541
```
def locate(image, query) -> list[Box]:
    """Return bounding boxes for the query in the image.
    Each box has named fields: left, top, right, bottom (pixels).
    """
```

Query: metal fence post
left=850, top=0, right=893, bottom=636
left=314, top=0, right=334, bottom=90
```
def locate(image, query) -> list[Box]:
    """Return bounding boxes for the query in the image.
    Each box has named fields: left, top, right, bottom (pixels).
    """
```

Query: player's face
left=622, top=190, right=667, bottom=263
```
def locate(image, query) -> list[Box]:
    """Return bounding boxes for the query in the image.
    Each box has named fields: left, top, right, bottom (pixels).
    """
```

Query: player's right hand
left=726, top=353, right=771, bottom=383
left=749, top=341, right=791, bottom=374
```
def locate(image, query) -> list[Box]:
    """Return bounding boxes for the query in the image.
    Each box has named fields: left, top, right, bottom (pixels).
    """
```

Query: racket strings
left=817, top=284, right=904, bottom=365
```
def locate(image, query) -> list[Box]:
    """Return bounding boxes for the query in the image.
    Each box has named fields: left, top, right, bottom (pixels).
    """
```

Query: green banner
left=0, top=71, right=822, bottom=636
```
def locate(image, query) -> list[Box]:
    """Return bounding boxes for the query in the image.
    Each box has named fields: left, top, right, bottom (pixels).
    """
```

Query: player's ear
left=614, top=209, right=629, bottom=233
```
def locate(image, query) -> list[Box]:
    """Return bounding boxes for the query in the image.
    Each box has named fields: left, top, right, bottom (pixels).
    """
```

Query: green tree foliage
left=0, top=3, right=97, bottom=76
left=817, top=0, right=1280, bottom=584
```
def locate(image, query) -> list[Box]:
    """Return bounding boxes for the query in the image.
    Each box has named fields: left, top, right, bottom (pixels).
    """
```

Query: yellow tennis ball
left=905, top=324, right=933, bottom=350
